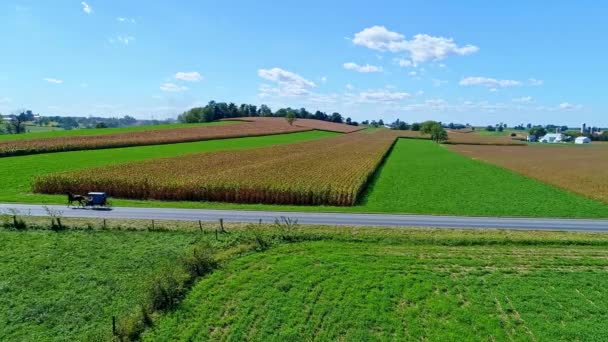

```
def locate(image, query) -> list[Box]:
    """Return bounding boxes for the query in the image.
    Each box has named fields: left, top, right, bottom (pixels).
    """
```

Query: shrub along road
left=1, top=204, right=608, bottom=232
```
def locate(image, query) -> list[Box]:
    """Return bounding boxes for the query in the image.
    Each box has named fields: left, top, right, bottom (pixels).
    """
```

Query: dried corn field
left=225, top=117, right=366, bottom=133
left=0, top=121, right=311, bottom=157
left=33, top=132, right=398, bottom=206
left=449, top=144, right=608, bottom=203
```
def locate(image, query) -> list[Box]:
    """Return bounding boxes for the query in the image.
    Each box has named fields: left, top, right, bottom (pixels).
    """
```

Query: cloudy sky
left=1, top=0, right=606, bottom=126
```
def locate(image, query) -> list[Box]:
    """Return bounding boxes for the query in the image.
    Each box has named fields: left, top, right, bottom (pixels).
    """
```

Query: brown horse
left=66, top=192, right=86, bottom=207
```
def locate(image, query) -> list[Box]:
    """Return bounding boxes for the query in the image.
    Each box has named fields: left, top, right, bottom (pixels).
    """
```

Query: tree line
left=178, top=101, right=358, bottom=126
left=0, top=110, right=173, bottom=135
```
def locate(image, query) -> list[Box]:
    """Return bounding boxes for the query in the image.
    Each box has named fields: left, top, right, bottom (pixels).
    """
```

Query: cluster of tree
left=386, top=119, right=423, bottom=131
left=421, top=121, right=448, bottom=143
left=445, top=122, right=469, bottom=129
left=486, top=123, right=507, bottom=132
left=591, top=131, right=608, bottom=141
left=360, top=119, right=384, bottom=127
left=1, top=109, right=173, bottom=135
left=178, top=101, right=356, bottom=126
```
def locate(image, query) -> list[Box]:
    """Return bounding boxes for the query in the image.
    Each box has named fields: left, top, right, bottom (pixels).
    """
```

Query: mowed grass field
left=145, top=229, right=608, bottom=341
left=0, top=130, right=338, bottom=203
left=450, top=143, right=608, bottom=203
left=0, top=229, right=203, bottom=341
left=358, top=139, right=608, bottom=217
left=0, top=121, right=234, bottom=141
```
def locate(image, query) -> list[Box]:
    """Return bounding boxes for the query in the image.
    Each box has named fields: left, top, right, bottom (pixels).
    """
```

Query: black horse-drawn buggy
left=67, top=192, right=110, bottom=209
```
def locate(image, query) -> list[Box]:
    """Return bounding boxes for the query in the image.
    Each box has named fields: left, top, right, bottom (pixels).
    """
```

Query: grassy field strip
left=449, top=144, right=608, bottom=204
left=34, top=131, right=397, bottom=206
left=0, top=121, right=236, bottom=141
left=0, top=130, right=338, bottom=203
left=0, top=120, right=312, bottom=157
left=144, top=239, right=608, bottom=341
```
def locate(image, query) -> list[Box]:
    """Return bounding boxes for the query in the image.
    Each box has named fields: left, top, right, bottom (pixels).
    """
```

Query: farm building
left=575, top=136, right=591, bottom=144
left=526, top=135, right=537, bottom=142
left=539, top=133, right=565, bottom=143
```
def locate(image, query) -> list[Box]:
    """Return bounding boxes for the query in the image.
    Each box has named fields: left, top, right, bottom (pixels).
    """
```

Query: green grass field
left=0, top=121, right=235, bottom=141
left=145, top=229, right=608, bottom=341
left=4, top=221, right=608, bottom=341
left=0, top=228, right=203, bottom=341
left=475, top=128, right=525, bottom=136
left=0, top=130, right=338, bottom=203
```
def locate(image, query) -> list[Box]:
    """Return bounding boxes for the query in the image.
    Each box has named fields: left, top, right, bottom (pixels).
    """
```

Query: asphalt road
left=2, top=203, right=608, bottom=232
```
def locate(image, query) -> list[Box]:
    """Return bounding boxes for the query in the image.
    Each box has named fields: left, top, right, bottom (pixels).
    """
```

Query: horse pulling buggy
left=67, top=192, right=110, bottom=209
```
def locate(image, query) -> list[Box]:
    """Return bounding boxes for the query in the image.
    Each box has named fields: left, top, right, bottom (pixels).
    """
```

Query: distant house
left=526, top=135, right=537, bottom=142
left=539, top=133, right=564, bottom=143
left=575, top=136, right=591, bottom=144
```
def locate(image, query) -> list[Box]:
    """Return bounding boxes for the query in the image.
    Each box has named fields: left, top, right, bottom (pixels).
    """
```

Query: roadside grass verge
left=0, top=227, right=204, bottom=341
left=0, top=130, right=338, bottom=203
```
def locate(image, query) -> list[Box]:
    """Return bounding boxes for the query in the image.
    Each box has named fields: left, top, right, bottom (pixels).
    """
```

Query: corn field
left=0, top=121, right=310, bottom=157
left=33, top=131, right=398, bottom=206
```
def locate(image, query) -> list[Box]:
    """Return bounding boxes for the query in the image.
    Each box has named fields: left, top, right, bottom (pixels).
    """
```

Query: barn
left=575, top=136, right=591, bottom=144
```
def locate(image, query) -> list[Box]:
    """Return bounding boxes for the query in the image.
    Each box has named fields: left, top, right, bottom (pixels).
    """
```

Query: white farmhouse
left=575, top=136, right=591, bottom=144
left=538, top=133, right=564, bottom=143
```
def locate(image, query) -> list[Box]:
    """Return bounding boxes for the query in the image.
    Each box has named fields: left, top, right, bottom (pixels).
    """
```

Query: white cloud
left=352, top=26, right=478, bottom=63
left=394, top=58, right=413, bottom=67
left=160, top=83, right=188, bottom=92
left=529, top=78, right=544, bottom=86
left=408, top=71, right=417, bottom=76
left=117, top=17, right=136, bottom=24
left=44, top=78, right=63, bottom=84
left=559, top=102, right=582, bottom=111
left=258, top=67, right=316, bottom=97
left=343, top=62, right=383, bottom=73
left=512, top=96, right=533, bottom=103
left=320, top=76, right=327, bottom=83
left=459, top=76, right=521, bottom=88
left=174, top=71, right=203, bottom=82
left=349, top=89, right=411, bottom=103
left=81, top=1, right=92, bottom=14
left=345, top=84, right=355, bottom=90
left=0, top=97, right=11, bottom=103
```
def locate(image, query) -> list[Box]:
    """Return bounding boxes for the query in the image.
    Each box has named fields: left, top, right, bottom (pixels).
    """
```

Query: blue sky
left=1, top=0, right=606, bottom=126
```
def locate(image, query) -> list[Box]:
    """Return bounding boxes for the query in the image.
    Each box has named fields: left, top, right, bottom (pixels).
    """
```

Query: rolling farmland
left=0, top=120, right=311, bottom=157
left=228, top=116, right=366, bottom=133
left=33, top=131, right=398, bottom=206
left=449, top=144, right=608, bottom=203
left=0, top=121, right=235, bottom=141
left=0, top=131, right=337, bottom=204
